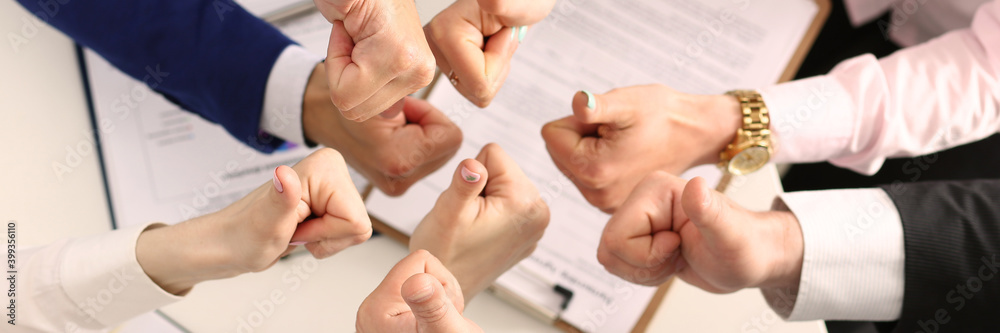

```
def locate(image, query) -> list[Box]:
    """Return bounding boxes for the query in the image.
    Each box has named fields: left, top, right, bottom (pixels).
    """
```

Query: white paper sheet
left=366, top=0, right=817, bottom=331
left=86, top=10, right=368, bottom=229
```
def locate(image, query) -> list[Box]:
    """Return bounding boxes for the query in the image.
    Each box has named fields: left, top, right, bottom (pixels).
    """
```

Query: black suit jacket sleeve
left=878, top=179, right=1000, bottom=332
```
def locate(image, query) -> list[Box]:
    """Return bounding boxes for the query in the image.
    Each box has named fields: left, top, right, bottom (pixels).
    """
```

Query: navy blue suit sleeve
left=18, top=0, right=293, bottom=152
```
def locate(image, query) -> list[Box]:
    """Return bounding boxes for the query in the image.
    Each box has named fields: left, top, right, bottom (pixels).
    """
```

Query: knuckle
left=412, top=249, right=432, bottom=259
left=413, top=57, right=436, bottom=88
left=414, top=299, right=450, bottom=323
left=316, top=147, right=346, bottom=163
left=389, top=48, right=417, bottom=76
left=377, top=178, right=411, bottom=197
left=470, top=84, right=494, bottom=107
left=578, top=163, right=610, bottom=187
left=479, top=0, right=507, bottom=15
left=329, top=88, right=359, bottom=111
left=427, top=23, right=449, bottom=45
left=351, top=220, right=373, bottom=240
left=482, top=142, right=503, bottom=156
left=381, top=159, right=418, bottom=178
left=596, top=248, right=615, bottom=268
left=583, top=191, right=615, bottom=211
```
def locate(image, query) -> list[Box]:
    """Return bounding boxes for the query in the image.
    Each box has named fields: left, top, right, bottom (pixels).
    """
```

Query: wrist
left=135, top=215, right=242, bottom=295
left=759, top=210, right=803, bottom=290
left=302, top=63, right=342, bottom=148
left=696, top=94, right=741, bottom=165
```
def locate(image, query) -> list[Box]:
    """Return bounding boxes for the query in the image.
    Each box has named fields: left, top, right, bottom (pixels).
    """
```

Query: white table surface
left=0, top=1, right=825, bottom=331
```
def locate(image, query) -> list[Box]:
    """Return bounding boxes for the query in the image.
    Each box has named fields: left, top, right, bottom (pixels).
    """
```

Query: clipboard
left=368, top=0, right=830, bottom=331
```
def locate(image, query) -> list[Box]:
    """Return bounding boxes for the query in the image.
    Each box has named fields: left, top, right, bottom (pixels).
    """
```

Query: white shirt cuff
left=777, top=188, right=905, bottom=321
left=260, top=44, right=324, bottom=145
left=759, top=75, right=857, bottom=167
left=60, top=223, right=183, bottom=328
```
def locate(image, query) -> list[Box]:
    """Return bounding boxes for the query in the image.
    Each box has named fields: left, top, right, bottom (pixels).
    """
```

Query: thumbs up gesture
left=410, top=143, right=550, bottom=300
left=596, top=172, right=804, bottom=293
left=356, top=250, right=484, bottom=333
left=541, top=85, right=742, bottom=213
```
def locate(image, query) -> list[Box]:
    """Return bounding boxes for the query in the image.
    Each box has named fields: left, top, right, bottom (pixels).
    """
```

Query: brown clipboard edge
left=366, top=0, right=830, bottom=330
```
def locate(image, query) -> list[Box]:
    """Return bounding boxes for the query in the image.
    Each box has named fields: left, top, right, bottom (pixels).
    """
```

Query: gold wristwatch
left=719, top=90, right=772, bottom=175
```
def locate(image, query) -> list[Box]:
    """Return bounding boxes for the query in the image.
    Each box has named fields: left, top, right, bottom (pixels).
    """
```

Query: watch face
left=728, top=146, right=770, bottom=175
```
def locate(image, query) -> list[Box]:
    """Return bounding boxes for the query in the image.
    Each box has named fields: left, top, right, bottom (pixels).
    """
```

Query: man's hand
left=356, top=250, right=484, bottom=333
left=596, top=172, right=803, bottom=294
left=312, top=0, right=436, bottom=121
left=136, top=148, right=371, bottom=295
left=424, top=0, right=555, bottom=107
left=541, top=85, right=742, bottom=212
left=410, top=143, right=550, bottom=300
left=304, top=64, right=463, bottom=196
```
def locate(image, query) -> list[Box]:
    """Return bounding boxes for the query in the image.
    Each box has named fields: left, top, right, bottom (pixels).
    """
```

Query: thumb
left=269, top=165, right=302, bottom=214
left=681, top=177, right=738, bottom=246
left=571, top=89, right=634, bottom=125
left=402, top=273, right=468, bottom=333
left=442, top=159, right=489, bottom=203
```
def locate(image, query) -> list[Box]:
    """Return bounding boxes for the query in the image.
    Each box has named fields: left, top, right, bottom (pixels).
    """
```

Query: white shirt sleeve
left=16, top=224, right=181, bottom=332
left=760, top=0, right=1000, bottom=175
left=259, top=44, right=325, bottom=146
left=769, top=189, right=905, bottom=321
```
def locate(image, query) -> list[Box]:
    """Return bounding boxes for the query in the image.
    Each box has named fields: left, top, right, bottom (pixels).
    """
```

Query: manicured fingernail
left=582, top=90, right=597, bottom=109
left=517, top=26, right=528, bottom=43
left=460, top=166, right=480, bottom=183
left=406, top=282, right=435, bottom=303
left=272, top=167, right=283, bottom=193
left=289, top=241, right=307, bottom=246
left=510, top=27, right=517, bottom=42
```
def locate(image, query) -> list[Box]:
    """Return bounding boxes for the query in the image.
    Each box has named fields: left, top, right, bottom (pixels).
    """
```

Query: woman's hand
left=424, top=0, right=555, bottom=107
left=356, top=250, right=483, bottom=333
left=410, top=143, right=550, bottom=300
left=135, top=148, right=371, bottom=295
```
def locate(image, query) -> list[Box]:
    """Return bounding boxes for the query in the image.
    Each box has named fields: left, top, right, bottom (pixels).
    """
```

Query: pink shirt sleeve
left=760, top=0, right=1000, bottom=175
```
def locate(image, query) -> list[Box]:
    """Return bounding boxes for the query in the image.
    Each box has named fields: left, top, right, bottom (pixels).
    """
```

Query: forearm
left=762, top=0, right=1000, bottom=175
left=134, top=217, right=243, bottom=295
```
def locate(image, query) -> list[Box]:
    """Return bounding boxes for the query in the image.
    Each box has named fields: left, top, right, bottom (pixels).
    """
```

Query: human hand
left=424, top=0, right=555, bottom=107
left=304, top=64, right=463, bottom=196
left=410, top=143, right=550, bottom=300
left=136, top=148, right=371, bottom=294
left=356, top=250, right=484, bottom=333
left=541, top=85, right=741, bottom=212
left=312, top=0, right=435, bottom=121
left=596, top=172, right=803, bottom=294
